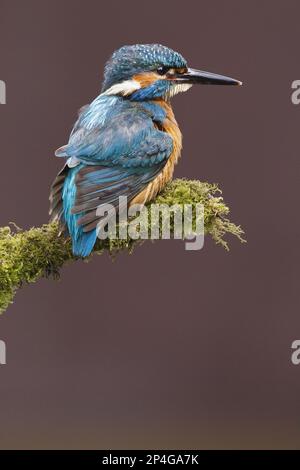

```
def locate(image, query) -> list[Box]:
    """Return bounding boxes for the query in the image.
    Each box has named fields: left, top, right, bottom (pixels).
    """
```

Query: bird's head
left=101, top=44, right=242, bottom=101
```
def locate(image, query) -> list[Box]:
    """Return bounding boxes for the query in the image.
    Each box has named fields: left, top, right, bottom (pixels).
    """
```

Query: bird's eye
left=157, top=66, right=169, bottom=76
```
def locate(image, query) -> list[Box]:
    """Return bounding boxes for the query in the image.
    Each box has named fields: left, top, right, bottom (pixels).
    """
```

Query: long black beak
left=176, top=67, right=242, bottom=86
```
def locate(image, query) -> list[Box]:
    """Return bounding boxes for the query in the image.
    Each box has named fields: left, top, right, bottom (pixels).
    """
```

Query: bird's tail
left=70, top=229, right=97, bottom=258
left=49, top=164, right=97, bottom=257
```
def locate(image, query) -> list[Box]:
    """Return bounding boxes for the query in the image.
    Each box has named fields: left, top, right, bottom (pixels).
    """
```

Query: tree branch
left=0, top=179, right=245, bottom=313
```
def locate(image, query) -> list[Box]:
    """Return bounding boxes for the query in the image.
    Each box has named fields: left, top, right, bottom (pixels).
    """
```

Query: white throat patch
left=167, top=83, right=193, bottom=98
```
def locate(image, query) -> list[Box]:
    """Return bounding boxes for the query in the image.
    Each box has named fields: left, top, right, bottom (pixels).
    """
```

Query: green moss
left=0, top=179, right=245, bottom=313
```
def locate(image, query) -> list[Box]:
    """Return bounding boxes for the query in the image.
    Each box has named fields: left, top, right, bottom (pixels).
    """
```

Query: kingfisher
left=49, top=44, right=241, bottom=257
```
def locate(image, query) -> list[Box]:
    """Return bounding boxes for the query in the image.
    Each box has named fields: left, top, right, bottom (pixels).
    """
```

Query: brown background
left=0, top=0, right=299, bottom=449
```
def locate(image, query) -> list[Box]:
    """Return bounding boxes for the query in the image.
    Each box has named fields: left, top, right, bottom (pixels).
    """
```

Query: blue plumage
left=59, top=98, right=172, bottom=167
left=51, top=92, right=173, bottom=256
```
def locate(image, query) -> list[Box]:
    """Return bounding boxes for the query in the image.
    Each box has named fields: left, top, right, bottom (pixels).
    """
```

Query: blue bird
left=49, top=44, right=241, bottom=257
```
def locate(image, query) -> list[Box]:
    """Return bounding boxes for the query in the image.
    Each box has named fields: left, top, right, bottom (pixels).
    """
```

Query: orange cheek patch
left=133, top=72, right=160, bottom=88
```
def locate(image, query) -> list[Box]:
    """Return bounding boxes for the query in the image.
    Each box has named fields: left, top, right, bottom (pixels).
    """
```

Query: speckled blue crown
left=102, top=44, right=187, bottom=91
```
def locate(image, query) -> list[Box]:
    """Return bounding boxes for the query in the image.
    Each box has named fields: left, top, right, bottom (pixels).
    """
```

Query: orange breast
left=131, top=101, right=182, bottom=205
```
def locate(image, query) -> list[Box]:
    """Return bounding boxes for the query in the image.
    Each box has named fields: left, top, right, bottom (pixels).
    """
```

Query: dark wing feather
left=72, top=163, right=165, bottom=232
left=49, top=164, right=68, bottom=232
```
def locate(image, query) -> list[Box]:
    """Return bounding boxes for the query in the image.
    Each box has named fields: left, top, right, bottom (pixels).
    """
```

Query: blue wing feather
left=50, top=97, right=173, bottom=257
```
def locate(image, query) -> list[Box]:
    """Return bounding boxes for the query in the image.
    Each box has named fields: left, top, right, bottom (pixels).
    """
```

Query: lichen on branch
left=0, top=179, right=245, bottom=314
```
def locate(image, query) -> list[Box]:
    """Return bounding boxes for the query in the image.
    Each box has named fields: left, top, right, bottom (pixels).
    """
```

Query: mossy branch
left=0, top=179, right=245, bottom=314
